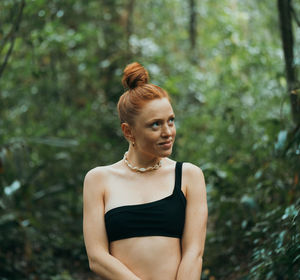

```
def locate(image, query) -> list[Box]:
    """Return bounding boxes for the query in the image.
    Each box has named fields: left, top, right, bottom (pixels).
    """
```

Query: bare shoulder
left=84, top=165, right=109, bottom=180
left=83, top=163, right=120, bottom=194
left=182, top=162, right=206, bottom=195
left=182, top=162, right=204, bottom=178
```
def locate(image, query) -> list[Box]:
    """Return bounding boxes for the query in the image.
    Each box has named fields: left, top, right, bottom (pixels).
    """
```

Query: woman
left=83, top=62, right=207, bottom=280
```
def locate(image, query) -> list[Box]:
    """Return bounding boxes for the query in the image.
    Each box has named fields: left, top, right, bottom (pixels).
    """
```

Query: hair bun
left=122, top=62, right=149, bottom=90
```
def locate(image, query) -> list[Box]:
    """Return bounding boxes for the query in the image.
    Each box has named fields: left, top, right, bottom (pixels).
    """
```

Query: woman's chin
left=159, top=148, right=173, bottom=157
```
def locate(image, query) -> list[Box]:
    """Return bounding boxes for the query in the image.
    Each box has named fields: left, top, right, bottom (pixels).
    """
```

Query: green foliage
left=249, top=202, right=300, bottom=279
left=1, top=0, right=299, bottom=279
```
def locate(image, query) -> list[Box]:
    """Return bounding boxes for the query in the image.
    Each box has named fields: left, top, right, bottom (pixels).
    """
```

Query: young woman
left=83, top=62, right=207, bottom=280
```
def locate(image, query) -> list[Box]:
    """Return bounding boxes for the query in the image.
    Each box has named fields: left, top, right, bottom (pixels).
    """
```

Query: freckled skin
left=83, top=97, right=207, bottom=280
left=124, top=98, right=177, bottom=167
left=103, top=158, right=184, bottom=280
left=105, top=98, right=181, bottom=280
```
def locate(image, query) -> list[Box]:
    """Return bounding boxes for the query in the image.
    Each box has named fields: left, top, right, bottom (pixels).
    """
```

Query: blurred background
left=0, top=0, right=299, bottom=279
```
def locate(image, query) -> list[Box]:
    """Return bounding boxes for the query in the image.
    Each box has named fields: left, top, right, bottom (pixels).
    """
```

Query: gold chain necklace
left=123, top=151, right=162, bottom=172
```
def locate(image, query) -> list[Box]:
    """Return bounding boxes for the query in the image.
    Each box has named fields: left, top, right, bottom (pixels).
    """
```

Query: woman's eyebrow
left=147, top=118, right=162, bottom=124
left=147, top=114, right=175, bottom=123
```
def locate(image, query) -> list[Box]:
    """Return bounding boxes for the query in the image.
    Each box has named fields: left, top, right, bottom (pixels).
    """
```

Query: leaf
left=4, top=180, right=21, bottom=196
left=241, top=194, right=257, bottom=209
left=0, top=213, right=16, bottom=225
left=274, top=130, right=288, bottom=151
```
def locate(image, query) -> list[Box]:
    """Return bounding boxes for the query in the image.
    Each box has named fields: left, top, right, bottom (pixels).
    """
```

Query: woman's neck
left=126, top=147, right=161, bottom=169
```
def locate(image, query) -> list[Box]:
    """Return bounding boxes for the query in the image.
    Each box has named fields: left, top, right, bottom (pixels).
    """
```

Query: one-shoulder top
left=104, top=162, right=186, bottom=242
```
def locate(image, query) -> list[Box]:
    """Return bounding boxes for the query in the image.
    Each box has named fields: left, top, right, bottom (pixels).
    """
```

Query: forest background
left=0, top=0, right=299, bottom=279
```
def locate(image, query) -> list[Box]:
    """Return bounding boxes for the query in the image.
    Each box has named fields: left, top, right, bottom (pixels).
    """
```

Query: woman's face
left=131, top=97, right=176, bottom=159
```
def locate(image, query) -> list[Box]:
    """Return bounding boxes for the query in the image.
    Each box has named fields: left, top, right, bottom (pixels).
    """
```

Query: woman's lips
left=159, top=140, right=173, bottom=149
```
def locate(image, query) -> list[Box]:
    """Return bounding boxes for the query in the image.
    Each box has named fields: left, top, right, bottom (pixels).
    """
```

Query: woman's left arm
left=176, top=163, right=208, bottom=280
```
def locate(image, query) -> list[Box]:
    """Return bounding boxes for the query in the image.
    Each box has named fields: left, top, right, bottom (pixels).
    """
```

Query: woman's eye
left=168, top=118, right=175, bottom=124
left=152, top=122, right=160, bottom=128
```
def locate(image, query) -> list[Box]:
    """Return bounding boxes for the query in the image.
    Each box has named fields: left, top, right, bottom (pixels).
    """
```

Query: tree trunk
left=126, top=0, right=135, bottom=60
left=189, top=0, right=197, bottom=50
left=0, top=0, right=25, bottom=80
left=277, top=0, right=300, bottom=124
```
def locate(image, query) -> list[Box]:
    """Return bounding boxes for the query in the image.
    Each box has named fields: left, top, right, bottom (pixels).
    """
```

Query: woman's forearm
left=176, top=254, right=203, bottom=280
left=89, top=251, right=141, bottom=280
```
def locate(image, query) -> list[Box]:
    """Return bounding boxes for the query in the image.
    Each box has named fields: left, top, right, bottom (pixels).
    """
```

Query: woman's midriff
left=109, top=236, right=181, bottom=280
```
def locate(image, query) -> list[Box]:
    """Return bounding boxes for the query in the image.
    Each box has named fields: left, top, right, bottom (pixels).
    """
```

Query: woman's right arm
left=83, top=168, right=141, bottom=280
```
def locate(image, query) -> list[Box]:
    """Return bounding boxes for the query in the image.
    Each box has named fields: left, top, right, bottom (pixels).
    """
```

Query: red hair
left=117, top=62, right=170, bottom=125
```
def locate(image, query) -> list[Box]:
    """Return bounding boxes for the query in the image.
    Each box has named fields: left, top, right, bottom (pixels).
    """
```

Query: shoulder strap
left=174, top=162, right=183, bottom=192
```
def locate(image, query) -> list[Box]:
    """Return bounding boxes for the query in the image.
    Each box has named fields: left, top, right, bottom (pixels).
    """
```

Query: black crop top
left=104, top=162, right=186, bottom=242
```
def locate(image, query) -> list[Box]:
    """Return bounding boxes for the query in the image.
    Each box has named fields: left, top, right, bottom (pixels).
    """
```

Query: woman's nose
left=161, top=124, right=172, bottom=137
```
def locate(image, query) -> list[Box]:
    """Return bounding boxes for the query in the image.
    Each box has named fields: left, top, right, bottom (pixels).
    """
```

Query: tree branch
left=283, top=123, right=300, bottom=155
left=126, top=0, right=135, bottom=60
left=0, top=0, right=26, bottom=80
left=0, top=8, right=18, bottom=55
left=189, top=0, right=197, bottom=50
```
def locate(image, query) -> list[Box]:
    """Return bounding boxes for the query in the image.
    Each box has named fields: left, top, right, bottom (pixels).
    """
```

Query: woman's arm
left=83, top=168, right=141, bottom=280
left=176, top=163, right=208, bottom=280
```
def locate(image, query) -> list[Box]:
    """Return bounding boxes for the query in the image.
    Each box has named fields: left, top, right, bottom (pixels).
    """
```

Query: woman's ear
left=121, top=123, right=135, bottom=143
